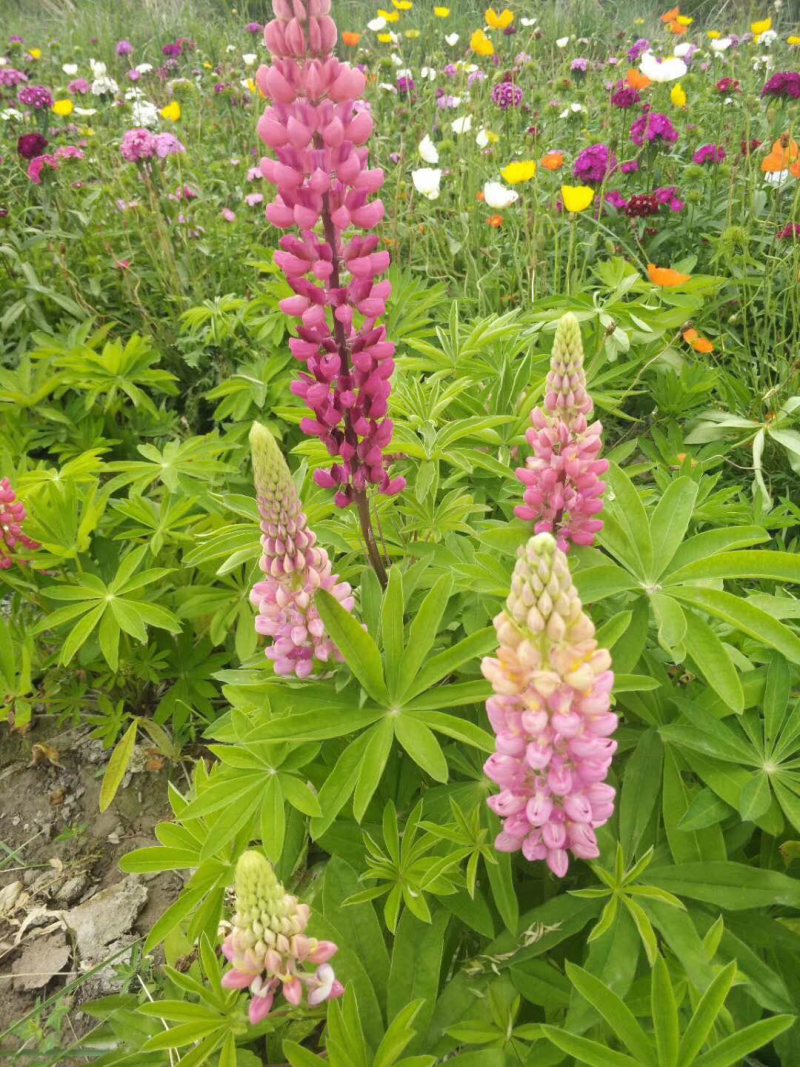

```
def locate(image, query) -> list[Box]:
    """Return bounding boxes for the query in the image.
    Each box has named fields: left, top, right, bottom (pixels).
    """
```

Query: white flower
left=710, top=37, right=732, bottom=52
left=1, top=108, right=23, bottom=120
left=89, top=59, right=107, bottom=77
left=764, top=169, right=790, bottom=187
left=242, top=53, right=257, bottom=66
left=62, top=63, right=78, bottom=75
left=92, top=75, right=119, bottom=95
left=391, top=53, right=404, bottom=67
left=124, top=87, right=144, bottom=100
left=418, top=134, right=439, bottom=163
left=760, top=29, right=777, bottom=45
left=556, top=36, right=570, bottom=48
left=521, top=17, right=537, bottom=26
left=379, top=82, right=398, bottom=93
left=753, top=54, right=774, bottom=70
left=396, top=66, right=412, bottom=78
left=420, top=66, right=436, bottom=80
left=0, top=57, right=6, bottom=67
left=483, top=181, right=518, bottom=209
left=559, top=102, right=584, bottom=117
left=673, top=42, right=692, bottom=57
left=226, top=44, right=236, bottom=52
left=639, top=51, right=687, bottom=82
left=476, top=127, right=491, bottom=147
left=451, top=114, right=472, bottom=134
left=445, top=33, right=460, bottom=46
left=368, top=16, right=387, bottom=30
left=131, top=100, right=159, bottom=127
left=136, top=63, right=153, bottom=74
left=456, top=61, right=478, bottom=73
left=74, top=106, right=97, bottom=116
left=412, top=167, right=442, bottom=200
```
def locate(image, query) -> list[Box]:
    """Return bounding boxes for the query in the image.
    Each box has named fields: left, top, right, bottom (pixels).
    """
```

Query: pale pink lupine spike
left=249, top=422, right=353, bottom=678
left=515, top=314, right=608, bottom=552
left=222, top=851, right=341, bottom=1020
left=481, top=533, right=617, bottom=878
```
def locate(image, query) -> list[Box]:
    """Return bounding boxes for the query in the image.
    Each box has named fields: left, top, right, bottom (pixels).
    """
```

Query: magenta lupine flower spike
left=515, top=313, right=608, bottom=552
left=0, top=478, right=39, bottom=570
left=482, top=533, right=617, bottom=878
left=255, top=0, right=405, bottom=514
left=249, top=421, right=354, bottom=677
left=221, top=850, right=343, bottom=1025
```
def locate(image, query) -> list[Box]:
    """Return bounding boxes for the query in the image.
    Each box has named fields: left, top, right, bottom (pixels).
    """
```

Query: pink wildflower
left=482, top=533, right=617, bottom=878
left=0, top=478, right=39, bottom=569
left=26, top=154, right=59, bottom=184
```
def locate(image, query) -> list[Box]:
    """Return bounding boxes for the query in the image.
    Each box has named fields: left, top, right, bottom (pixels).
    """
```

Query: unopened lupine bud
left=0, top=478, right=39, bottom=570
left=482, top=533, right=617, bottom=878
left=249, top=422, right=354, bottom=677
left=515, top=314, right=607, bottom=551
left=221, top=851, right=343, bottom=1024
left=256, top=0, right=404, bottom=508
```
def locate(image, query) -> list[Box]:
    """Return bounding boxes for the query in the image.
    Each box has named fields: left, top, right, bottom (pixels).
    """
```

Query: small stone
left=0, top=881, right=23, bottom=916
left=63, top=876, right=147, bottom=965
left=11, top=932, right=71, bottom=991
left=55, top=874, right=90, bottom=906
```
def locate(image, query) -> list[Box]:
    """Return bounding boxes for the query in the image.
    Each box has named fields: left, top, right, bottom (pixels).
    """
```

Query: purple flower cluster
left=654, top=185, right=685, bottom=211
left=116, top=40, right=133, bottom=56
left=693, top=143, right=726, bottom=165
left=761, top=71, right=800, bottom=99
left=492, top=79, right=523, bottom=108
left=573, top=143, right=616, bottom=184
left=396, top=75, right=414, bottom=94
left=68, top=78, right=91, bottom=95
left=571, top=57, right=588, bottom=73
left=27, top=153, right=58, bottom=184
left=0, top=67, right=27, bottom=87
left=17, top=132, right=48, bottom=159
left=246, top=22, right=264, bottom=34
left=120, top=127, right=185, bottom=163
left=610, top=84, right=640, bottom=108
left=778, top=222, right=800, bottom=240
left=162, top=41, right=183, bottom=57
left=630, top=110, right=678, bottom=147
left=627, top=38, right=650, bottom=62
left=17, top=84, right=53, bottom=109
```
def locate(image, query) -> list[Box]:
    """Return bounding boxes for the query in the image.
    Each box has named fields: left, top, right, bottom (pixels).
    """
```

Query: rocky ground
left=0, top=720, right=183, bottom=1059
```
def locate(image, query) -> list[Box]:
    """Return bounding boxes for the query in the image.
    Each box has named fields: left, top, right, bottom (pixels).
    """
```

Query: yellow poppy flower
left=484, top=130, right=500, bottom=144
left=707, top=30, right=721, bottom=39
left=392, top=0, right=413, bottom=8
left=470, top=28, right=494, bottom=56
left=52, top=98, right=74, bottom=116
left=405, top=28, right=420, bottom=37
left=677, top=15, right=692, bottom=24
left=788, top=35, right=800, bottom=45
left=501, top=160, right=536, bottom=183
left=160, top=101, right=181, bottom=122
left=434, top=6, right=450, bottom=16
left=377, top=32, right=394, bottom=42
left=485, top=7, right=514, bottom=30
left=27, top=47, right=41, bottom=59
left=634, top=17, right=644, bottom=23
left=561, top=185, right=594, bottom=213
left=670, top=83, right=686, bottom=107
left=80, top=126, right=94, bottom=137
left=377, top=8, right=400, bottom=21
left=203, top=61, right=213, bottom=68
left=751, top=17, right=771, bottom=34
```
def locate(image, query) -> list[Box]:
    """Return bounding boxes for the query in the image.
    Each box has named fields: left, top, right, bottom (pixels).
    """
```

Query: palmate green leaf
left=323, top=857, right=390, bottom=1009
left=666, top=550, right=800, bottom=586
left=353, top=718, right=394, bottom=821
left=260, top=774, right=285, bottom=863
left=664, top=525, right=769, bottom=574
left=681, top=749, right=784, bottom=835
left=764, top=651, right=791, bottom=750
left=60, top=601, right=105, bottom=665
left=678, top=788, right=733, bottom=831
left=738, top=772, right=772, bottom=822
left=394, top=715, right=449, bottom=782
left=406, top=709, right=494, bottom=751
left=482, top=809, right=518, bottom=935
left=619, top=728, right=663, bottom=859
left=382, top=566, right=405, bottom=701
left=315, top=589, right=389, bottom=704
left=682, top=610, right=743, bottom=713
left=250, top=705, right=385, bottom=743
left=281, top=774, right=322, bottom=818
left=99, top=720, right=138, bottom=812
left=540, top=1025, right=639, bottom=1067
left=572, top=564, right=640, bottom=604
left=692, top=1016, right=794, bottom=1067
left=650, top=476, right=698, bottom=577
left=388, top=911, right=449, bottom=1056
left=311, top=730, right=372, bottom=839
left=670, top=587, right=800, bottom=663
left=647, top=861, right=800, bottom=909
left=283, top=1042, right=325, bottom=1067
left=142, top=1020, right=224, bottom=1051
left=396, top=573, right=454, bottom=701
left=405, top=628, right=496, bottom=702
left=678, top=960, right=737, bottom=1063
left=772, top=776, right=800, bottom=833
left=605, top=462, right=653, bottom=577
left=662, top=746, right=725, bottom=864
left=651, top=593, right=687, bottom=653
left=565, top=962, right=656, bottom=1066
left=651, top=955, right=680, bottom=1067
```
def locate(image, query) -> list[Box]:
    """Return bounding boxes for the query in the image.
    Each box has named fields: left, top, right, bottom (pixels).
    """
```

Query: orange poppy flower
left=648, top=263, right=691, bottom=287
left=791, top=160, right=800, bottom=179
left=342, top=31, right=361, bottom=46
left=661, top=6, right=680, bottom=21
left=682, top=328, right=714, bottom=353
left=477, top=191, right=485, bottom=201
left=627, top=68, right=652, bottom=90
left=761, top=136, right=799, bottom=172
left=487, top=214, right=504, bottom=228
left=668, top=20, right=687, bottom=34
left=541, top=151, right=565, bottom=171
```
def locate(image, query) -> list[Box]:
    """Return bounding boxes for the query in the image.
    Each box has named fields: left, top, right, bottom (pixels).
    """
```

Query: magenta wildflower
left=778, top=222, right=800, bottom=240
left=257, top=0, right=405, bottom=511
left=17, top=132, right=48, bottom=159
left=27, top=154, right=59, bottom=184
left=625, top=193, right=659, bottom=217
left=17, top=84, right=53, bottom=109
left=249, top=422, right=354, bottom=678
left=67, top=78, right=91, bottom=95
left=515, top=314, right=607, bottom=551
left=620, top=159, right=638, bottom=174
left=573, top=143, right=616, bottom=183
left=654, top=185, right=684, bottom=211
left=693, top=143, right=725, bottom=165
left=0, top=67, right=27, bottom=87
left=120, top=127, right=157, bottom=162
left=0, top=478, right=39, bottom=568
left=627, top=38, right=649, bottom=62
left=54, top=145, right=84, bottom=161
left=482, top=533, right=617, bottom=878
left=492, top=78, right=523, bottom=108
left=246, top=22, right=264, bottom=33
left=630, top=110, right=678, bottom=147
left=115, top=40, right=133, bottom=56
left=154, top=132, right=185, bottom=157
left=610, top=84, right=639, bottom=107
left=761, top=71, right=800, bottom=99
left=221, top=851, right=343, bottom=1025
left=571, top=57, right=588, bottom=73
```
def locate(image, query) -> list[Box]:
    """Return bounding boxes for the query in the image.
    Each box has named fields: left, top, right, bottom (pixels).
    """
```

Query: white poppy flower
left=0, top=57, right=7, bottom=67
left=73, top=106, right=97, bottom=116
left=521, top=17, right=537, bottom=26
left=451, top=114, right=472, bottom=134
left=62, top=63, right=78, bottom=75
left=92, top=75, right=119, bottom=95
left=379, top=82, right=398, bottom=93
left=710, top=37, right=732, bottom=52
left=397, top=67, right=412, bottom=78
left=764, top=169, right=790, bottom=187
left=556, top=36, right=569, bottom=48
left=559, top=102, right=584, bottom=117
left=420, top=66, right=436, bottom=80
left=412, top=167, right=442, bottom=200
left=368, top=16, right=387, bottom=30
left=483, top=181, right=518, bottom=208
left=639, top=51, right=687, bottom=82
left=418, top=134, right=439, bottom=163
left=445, top=33, right=460, bottom=46
left=673, top=42, right=692, bottom=57
left=89, top=59, right=107, bottom=77
left=391, top=53, right=404, bottom=67
left=476, top=127, right=491, bottom=147
left=1, top=107, right=23, bottom=120
left=226, top=44, right=236, bottom=52
left=242, top=53, right=257, bottom=66
left=136, top=63, right=153, bottom=74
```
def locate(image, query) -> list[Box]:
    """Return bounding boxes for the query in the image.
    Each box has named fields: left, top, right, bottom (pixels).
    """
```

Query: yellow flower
left=52, top=98, right=74, bottom=116
left=203, top=61, right=213, bottom=68
left=434, top=6, right=450, bottom=15
left=484, top=130, right=500, bottom=144
left=377, top=8, right=400, bottom=21
left=501, top=160, right=536, bottom=183
left=788, top=35, right=800, bottom=45
left=27, top=48, right=42, bottom=59
left=392, top=0, right=412, bottom=7
left=245, top=78, right=257, bottom=93
left=677, top=14, right=692, bottom=25
left=634, top=17, right=644, bottom=24
left=377, top=32, right=394, bottom=42
left=751, top=17, right=772, bottom=35
left=405, top=28, right=421, bottom=37
left=707, top=30, right=721, bottom=39
left=80, top=126, right=95, bottom=137
left=470, top=28, right=494, bottom=56
left=485, top=7, right=514, bottom=30
left=561, top=185, right=594, bottom=213
left=160, top=101, right=181, bottom=122
left=670, top=83, right=686, bottom=107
